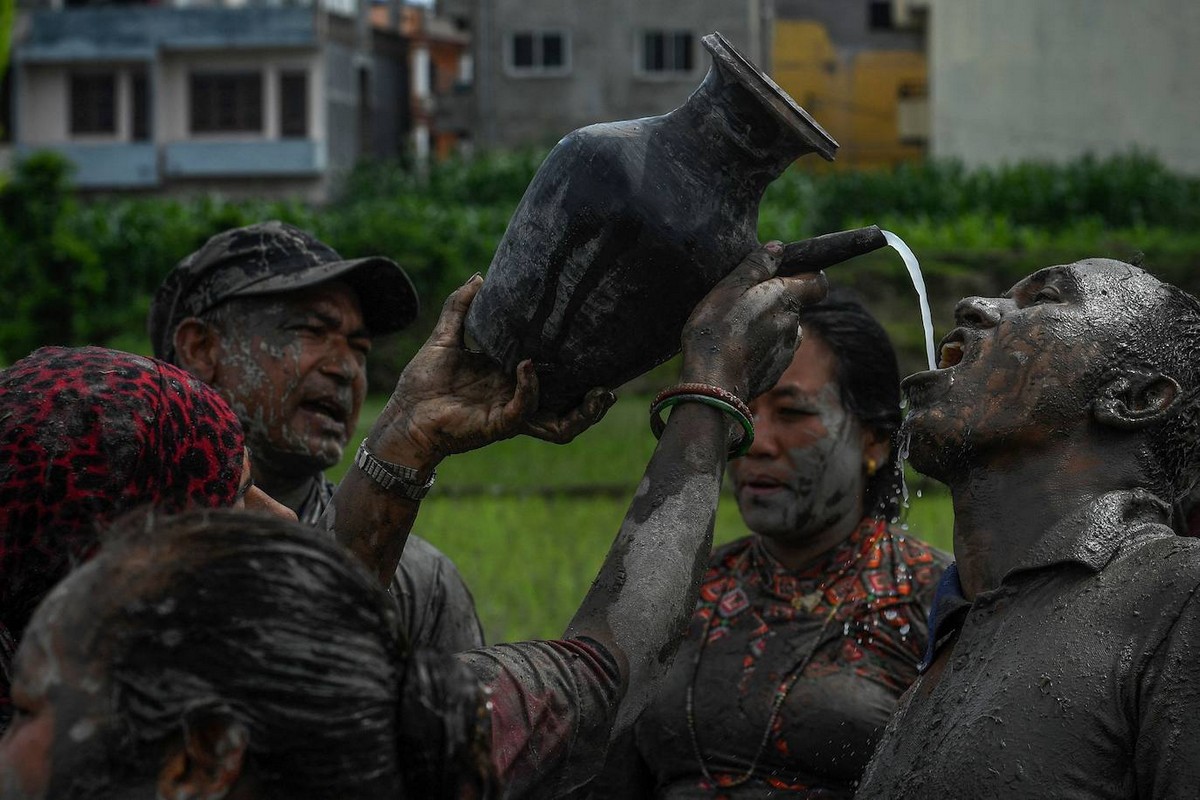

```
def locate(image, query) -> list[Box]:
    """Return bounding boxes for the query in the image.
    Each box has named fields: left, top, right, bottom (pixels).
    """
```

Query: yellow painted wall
left=772, top=20, right=926, bottom=169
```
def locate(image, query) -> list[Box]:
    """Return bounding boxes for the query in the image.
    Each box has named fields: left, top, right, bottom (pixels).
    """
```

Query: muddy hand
left=523, top=384, right=615, bottom=444
left=680, top=242, right=827, bottom=401
left=374, top=275, right=615, bottom=463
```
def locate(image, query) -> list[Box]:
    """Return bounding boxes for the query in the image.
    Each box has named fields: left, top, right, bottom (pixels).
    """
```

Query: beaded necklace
left=684, top=519, right=888, bottom=790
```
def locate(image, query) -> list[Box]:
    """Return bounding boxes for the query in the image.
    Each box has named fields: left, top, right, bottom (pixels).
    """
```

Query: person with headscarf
left=0, top=345, right=283, bottom=732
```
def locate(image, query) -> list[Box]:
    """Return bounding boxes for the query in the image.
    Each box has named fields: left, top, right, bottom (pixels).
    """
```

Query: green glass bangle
left=650, top=393, right=755, bottom=458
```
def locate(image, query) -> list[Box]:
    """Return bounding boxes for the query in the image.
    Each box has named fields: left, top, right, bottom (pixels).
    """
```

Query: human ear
left=172, top=318, right=221, bottom=383
left=861, top=427, right=891, bottom=475
left=156, top=715, right=249, bottom=800
left=1093, top=370, right=1181, bottom=429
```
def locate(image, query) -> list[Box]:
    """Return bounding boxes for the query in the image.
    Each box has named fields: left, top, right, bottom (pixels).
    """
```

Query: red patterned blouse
left=622, top=518, right=949, bottom=799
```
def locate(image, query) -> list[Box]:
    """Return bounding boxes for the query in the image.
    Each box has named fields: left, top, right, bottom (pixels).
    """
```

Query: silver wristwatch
left=353, top=441, right=436, bottom=500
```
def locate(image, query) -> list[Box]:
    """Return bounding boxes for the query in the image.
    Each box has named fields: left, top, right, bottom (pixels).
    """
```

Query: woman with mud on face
left=588, top=289, right=951, bottom=799
left=0, top=346, right=292, bottom=735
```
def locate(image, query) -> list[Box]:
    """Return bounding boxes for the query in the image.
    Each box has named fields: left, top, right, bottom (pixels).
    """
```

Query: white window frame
left=635, top=29, right=696, bottom=79
left=505, top=29, right=572, bottom=78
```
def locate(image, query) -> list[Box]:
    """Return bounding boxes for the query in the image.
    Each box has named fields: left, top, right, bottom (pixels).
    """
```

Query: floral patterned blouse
left=606, top=518, right=948, bottom=799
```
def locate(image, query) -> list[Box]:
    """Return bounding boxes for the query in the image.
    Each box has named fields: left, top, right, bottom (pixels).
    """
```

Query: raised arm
left=456, top=245, right=827, bottom=798
left=327, top=275, right=614, bottom=585
left=564, top=243, right=826, bottom=729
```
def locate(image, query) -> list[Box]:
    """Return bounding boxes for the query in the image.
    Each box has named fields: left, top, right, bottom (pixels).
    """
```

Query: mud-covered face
left=902, top=259, right=1165, bottom=481
left=0, top=577, right=137, bottom=800
left=211, top=282, right=371, bottom=478
left=728, top=334, right=869, bottom=544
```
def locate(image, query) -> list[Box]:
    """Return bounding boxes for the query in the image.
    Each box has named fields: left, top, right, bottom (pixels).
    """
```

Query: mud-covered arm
left=565, top=244, right=826, bottom=733
left=327, top=276, right=614, bottom=586
left=456, top=247, right=826, bottom=798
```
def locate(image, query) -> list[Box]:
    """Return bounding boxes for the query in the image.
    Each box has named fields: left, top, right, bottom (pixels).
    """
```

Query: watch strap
left=354, top=441, right=436, bottom=501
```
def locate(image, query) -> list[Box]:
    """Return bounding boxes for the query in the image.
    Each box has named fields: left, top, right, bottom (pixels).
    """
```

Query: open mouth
left=300, top=397, right=349, bottom=426
left=936, top=328, right=967, bottom=369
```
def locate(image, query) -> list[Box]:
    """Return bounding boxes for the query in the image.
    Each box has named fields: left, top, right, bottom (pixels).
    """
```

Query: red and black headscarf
left=0, top=346, right=245, bottom=724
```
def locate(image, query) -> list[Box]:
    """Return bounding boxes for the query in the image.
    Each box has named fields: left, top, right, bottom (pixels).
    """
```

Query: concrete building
left=10, top=0, right=411, bottom=200
left=927, top=0, right=1200, bottom=175
left=772, top=0, right=928, bottom=168
left=440, top=0, right=773, bottom=150
left=373, top=2, right=471, bottom=163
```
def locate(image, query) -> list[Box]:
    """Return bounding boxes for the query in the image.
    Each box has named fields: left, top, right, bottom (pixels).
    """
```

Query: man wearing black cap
left=149, top=221, right=484, bottom=651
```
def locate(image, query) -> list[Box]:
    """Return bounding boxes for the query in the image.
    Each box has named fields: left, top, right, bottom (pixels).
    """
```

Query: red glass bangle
left=652, top=382, right=752, bottom=422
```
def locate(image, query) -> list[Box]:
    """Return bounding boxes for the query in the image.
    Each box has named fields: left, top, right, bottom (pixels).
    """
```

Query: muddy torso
left=858, top=495, right=1200, bottom=799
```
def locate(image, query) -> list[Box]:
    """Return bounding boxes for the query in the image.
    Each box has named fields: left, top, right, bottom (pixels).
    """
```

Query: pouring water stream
left=878, top=229, right=935, bottom=511
left=880, top=229, right=937, bottom=372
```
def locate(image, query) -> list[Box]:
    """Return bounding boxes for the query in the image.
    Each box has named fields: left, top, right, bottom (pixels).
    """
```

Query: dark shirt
left=594, top=519, right=947, bottom=799
left=459, top=637, right=623, bottom=799
left=857, top=489, right=1200, bottom=800
left=306, top=473, right=485, bottom=652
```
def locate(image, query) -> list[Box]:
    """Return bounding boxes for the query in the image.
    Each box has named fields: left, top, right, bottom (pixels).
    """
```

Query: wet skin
left=729, top=333, right=887, bottom=569
left=331, top=246, right=828, bottom=738
left=0, top=451, right=283, bottom=800
left=206, top=282, right=370, bottom=508
left=231, top=449, right=298, bottom=522
left=901, top=259, right=1184, bottom=597
left=0, top=580, right=148, bottom=800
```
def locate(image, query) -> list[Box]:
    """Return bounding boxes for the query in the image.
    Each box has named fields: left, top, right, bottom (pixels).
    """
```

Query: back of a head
left=69, top=509, right=493, bottom=800
left=1131, top=278, right=1200, bottom=500
left=0, top=346, right=244, bottom=642
left=83, top=510, right=405, bottom=798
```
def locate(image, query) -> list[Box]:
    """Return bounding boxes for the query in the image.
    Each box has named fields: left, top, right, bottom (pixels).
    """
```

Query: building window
left=69, top=73, right=116, bottom=135
left=869, top=1, right=895, bottom=30
left=640, top=31, right=694, bottom=75
left=130, top=71, right=149, bottom=142
left=507, top=30, right=570, bottom=76
left=190, top=72, right=263, bottom=134
left=279, top=71, right=308, bottom=138
left=897, top=81, right=929, bottom=145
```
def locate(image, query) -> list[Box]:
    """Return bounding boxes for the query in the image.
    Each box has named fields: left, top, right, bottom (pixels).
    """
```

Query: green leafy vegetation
left=3, top=149, right=1199, bottom=381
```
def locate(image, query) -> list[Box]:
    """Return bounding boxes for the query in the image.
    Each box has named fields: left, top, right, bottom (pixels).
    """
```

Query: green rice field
left=331, top=394, right=955, bottom=643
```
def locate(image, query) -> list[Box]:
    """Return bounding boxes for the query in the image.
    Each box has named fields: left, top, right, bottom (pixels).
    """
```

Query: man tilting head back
left=857, top=258, right=1200, bottom=798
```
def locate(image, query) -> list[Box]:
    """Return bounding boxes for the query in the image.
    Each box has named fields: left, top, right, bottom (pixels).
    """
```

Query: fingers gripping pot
left=464, top=32, right=839, bottom=412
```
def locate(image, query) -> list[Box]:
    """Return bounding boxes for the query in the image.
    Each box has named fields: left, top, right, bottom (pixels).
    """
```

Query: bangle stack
left=649, top=382, right=755, bottom=458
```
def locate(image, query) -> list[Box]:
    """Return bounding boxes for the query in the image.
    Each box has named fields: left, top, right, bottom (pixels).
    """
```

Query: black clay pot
left=465, top=32, right=838, bottom=412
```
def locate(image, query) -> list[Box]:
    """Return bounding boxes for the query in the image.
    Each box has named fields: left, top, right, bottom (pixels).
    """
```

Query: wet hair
left=69, top=510, right=493, bottom=800
left=797, top=288, right=904, bottom=519
left=1130, top=280, right=1200, bottom=500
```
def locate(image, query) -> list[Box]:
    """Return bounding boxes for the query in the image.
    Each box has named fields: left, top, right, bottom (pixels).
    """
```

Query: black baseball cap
left=148, top=221, right=419, bottom=362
